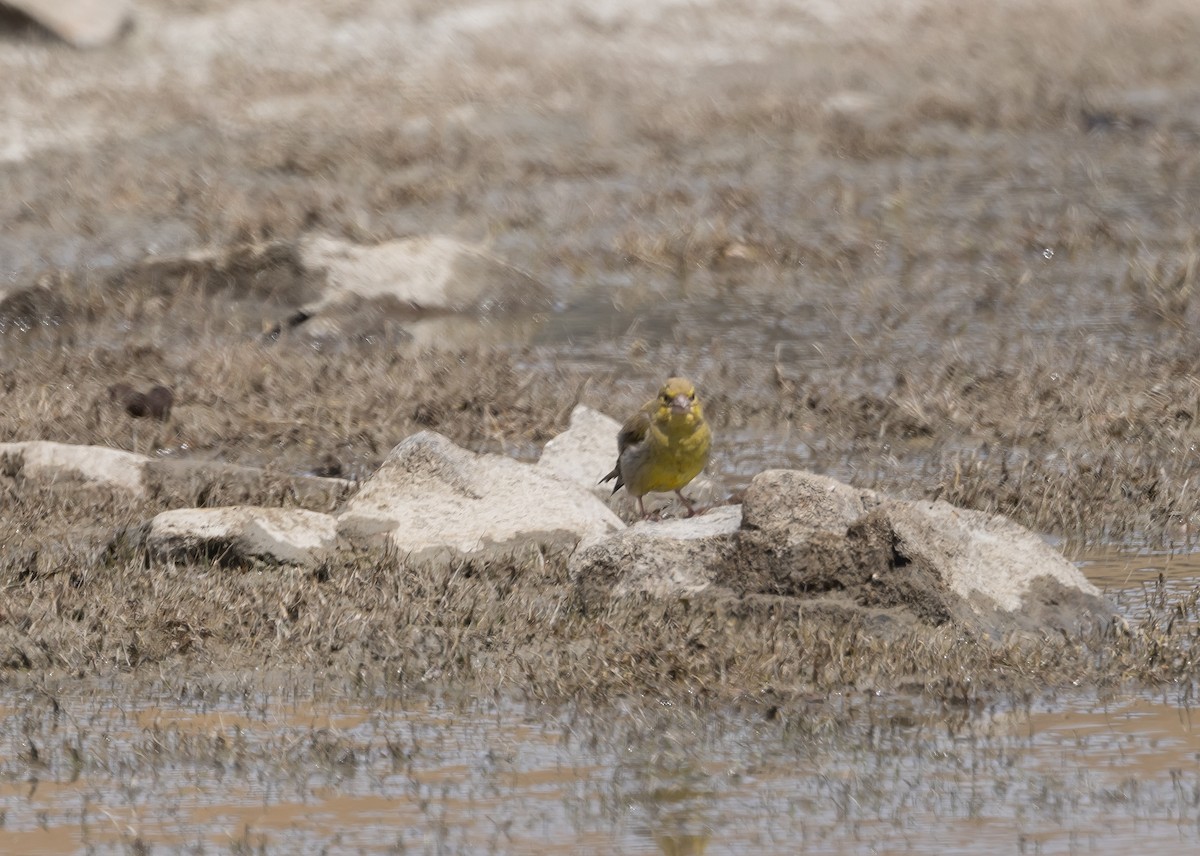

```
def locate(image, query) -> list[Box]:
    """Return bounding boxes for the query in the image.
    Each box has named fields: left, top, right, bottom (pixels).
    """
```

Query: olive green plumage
left=600, top=377, right=712, bottom=518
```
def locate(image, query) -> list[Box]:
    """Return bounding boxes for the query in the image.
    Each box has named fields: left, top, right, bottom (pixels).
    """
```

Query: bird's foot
left=675, top=490, right=705, bottom=518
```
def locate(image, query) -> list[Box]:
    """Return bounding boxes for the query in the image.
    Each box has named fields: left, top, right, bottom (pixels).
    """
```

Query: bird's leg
left=637, top=495, right=649, bottom=519
left=676, top=490, right=699, bottom=517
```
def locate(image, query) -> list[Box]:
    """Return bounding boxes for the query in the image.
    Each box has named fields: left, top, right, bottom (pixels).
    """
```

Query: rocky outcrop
left=572, top=468, right=1114, bottom=637
left=284, top=235, right=551, bottom=343
left=107, top=429, right=624, bottom=570
left=4, top=411, right=1114, bottom=640
left=5, top=430, right=624, bottom=570
left=104, top=235, right=550, bottom=343
left=338, top=431, right=623, bottom=564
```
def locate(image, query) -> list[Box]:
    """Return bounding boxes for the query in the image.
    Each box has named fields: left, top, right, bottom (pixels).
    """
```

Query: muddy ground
left=5, top=0, right=1200, bottom=710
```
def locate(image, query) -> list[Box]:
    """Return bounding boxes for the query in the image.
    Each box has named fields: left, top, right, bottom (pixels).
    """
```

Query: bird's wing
left=616, top=404, right=653, bottom=454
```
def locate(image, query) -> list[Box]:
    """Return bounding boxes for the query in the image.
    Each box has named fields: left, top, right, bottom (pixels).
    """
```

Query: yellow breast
left=622, top=414, right=711, bottom=496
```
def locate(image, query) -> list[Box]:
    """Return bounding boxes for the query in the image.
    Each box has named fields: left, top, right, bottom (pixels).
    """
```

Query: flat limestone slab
left=338, top=431, right=624, bottom=564
left=300, top=235, right=549, bottom=314
left=1, top=440, right=149, bottom=496
left=147, top=506, right=338, bottom=568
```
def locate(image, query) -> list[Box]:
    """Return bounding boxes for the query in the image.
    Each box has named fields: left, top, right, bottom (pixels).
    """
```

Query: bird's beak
left=670, top=394, right=692, bottom=415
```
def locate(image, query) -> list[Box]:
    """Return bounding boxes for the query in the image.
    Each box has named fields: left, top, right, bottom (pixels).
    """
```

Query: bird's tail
left=599, top=464, right=623, bottom=494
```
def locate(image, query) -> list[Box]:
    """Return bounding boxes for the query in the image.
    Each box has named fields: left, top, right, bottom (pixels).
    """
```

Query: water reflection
left=1, top=685, right=1199, bottom=854
left=1076, top=545, right=1200, bottom=621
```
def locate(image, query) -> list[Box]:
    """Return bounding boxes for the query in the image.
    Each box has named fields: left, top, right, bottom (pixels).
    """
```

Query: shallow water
left=1079, top=546, right=1200, bottom=623
left=1, top=673, right=1199, bottom=855
left=3, top=548, right=1197, bottom=855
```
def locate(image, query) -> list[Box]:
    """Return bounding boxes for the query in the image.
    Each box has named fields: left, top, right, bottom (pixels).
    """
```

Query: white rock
left=885, top=499, right=1101, bottom=613
left=537, top=405, right=621, bottom=494
left=337, top=431, right=624, bottom=564
left=741, top=468, right=880, bottom=544
left=742, top=468, right=1111, bottom=630
left=570, top=505, right=742, bottom=604
left=1, top=441, right=148, bottom=496
left=300, top=234, right=549, bottom=315
left=4, top=0, right=132, bottom=48
left=147, top=506, right=338, bottom=568
left=579, top=466, right=1113, bottom=634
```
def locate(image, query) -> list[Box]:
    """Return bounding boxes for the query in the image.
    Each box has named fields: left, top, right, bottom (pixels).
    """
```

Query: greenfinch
left=601, top=377, right=712, bottom=519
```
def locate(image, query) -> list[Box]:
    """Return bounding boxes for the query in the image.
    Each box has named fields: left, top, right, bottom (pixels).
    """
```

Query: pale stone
left=337, top=431, right=623, bottom=564
left=571, top=505, right=742, bottom=606
left=884, top=499, right=1101, bottom=613
left=1, top=441, right=148, bottom=496
left=741, top=468, right=880, bottom=543
left=300, top=234, right=549, bottom=314
left=537, top=405, right=622, bottom=493
left=147, top=506, right=338, bottom=567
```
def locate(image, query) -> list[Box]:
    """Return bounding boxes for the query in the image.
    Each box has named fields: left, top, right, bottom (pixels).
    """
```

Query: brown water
left=4, top=549, right=1200, bottom=856
left=1078, top=549, right=1200, bottom=590
left=1079, top=548, right=1200, bottom=622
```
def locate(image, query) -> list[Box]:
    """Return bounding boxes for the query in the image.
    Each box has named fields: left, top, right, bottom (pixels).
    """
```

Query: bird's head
left=655, top=377, right=702, bottom=424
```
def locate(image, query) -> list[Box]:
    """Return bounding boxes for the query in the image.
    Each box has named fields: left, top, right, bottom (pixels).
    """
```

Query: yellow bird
left=601, top=377, right=712, bottom=519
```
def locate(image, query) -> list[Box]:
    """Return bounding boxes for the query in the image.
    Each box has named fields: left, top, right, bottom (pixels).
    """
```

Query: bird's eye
left=689, top=393, right=695, bottom=401
left=662, top=394, right=671, bottom=403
